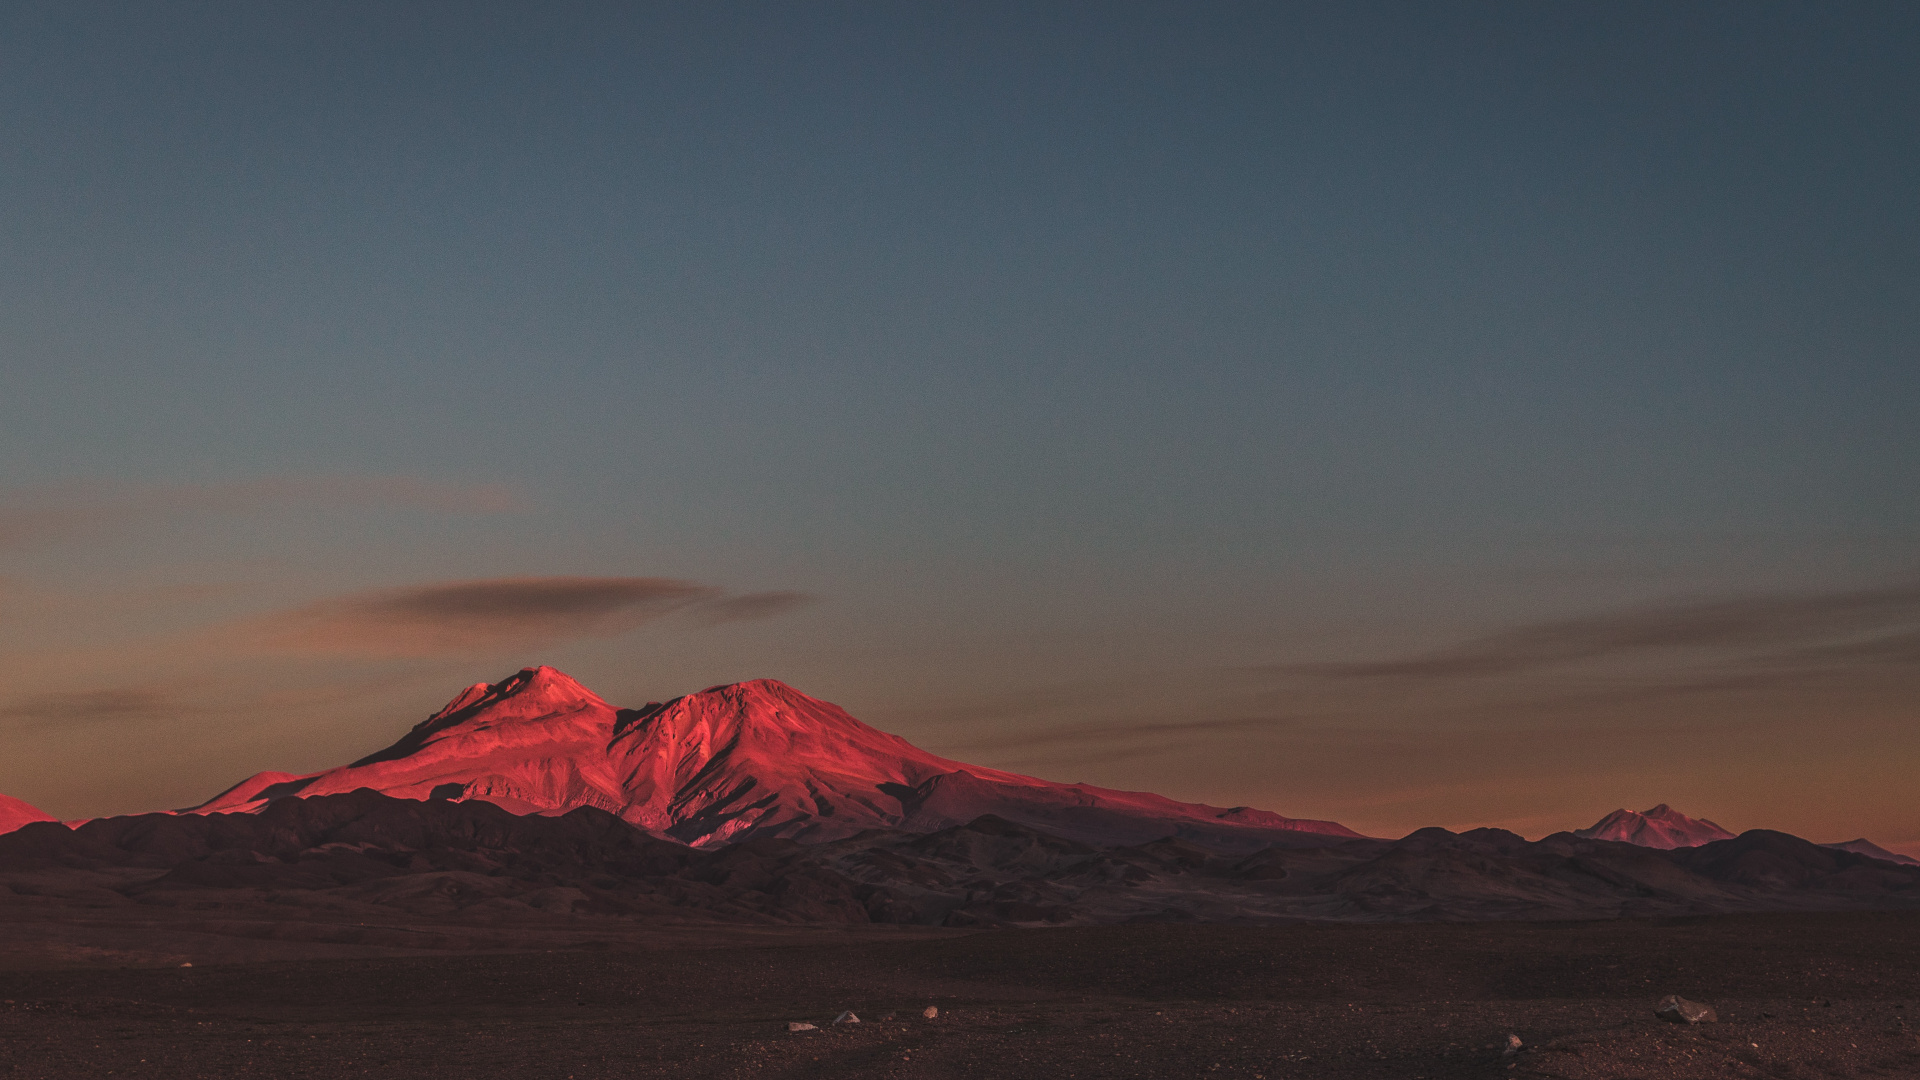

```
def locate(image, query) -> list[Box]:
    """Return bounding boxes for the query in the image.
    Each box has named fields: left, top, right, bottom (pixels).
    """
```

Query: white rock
left=786, top=1022, right=817, bottom=1032
left=1654, top=995, right=1718, bottom=1024
left=833, top=1011, right=860, bottom=1025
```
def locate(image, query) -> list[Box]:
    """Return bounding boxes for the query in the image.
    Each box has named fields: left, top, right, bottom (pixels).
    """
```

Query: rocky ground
left=0, top=911, right=1916, bottom=1079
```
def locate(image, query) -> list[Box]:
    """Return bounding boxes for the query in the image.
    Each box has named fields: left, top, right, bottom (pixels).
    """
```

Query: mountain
left=190, top=666, right=1362, bottom=849
left=0, top=793, right=56, bottom=835
left=1822, top=838, right=1920, bottom=867
left=1574, top=804, right=1737, bottom=849
left=5, top=791, right=1917, bottom=934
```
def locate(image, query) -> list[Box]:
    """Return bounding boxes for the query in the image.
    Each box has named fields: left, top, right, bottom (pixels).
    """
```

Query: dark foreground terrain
left=3, top=792, right=1918, bottom=1076
left=5, top=792, right=1918, bottom=929
left=1, top=912, right=1917, bottom=1079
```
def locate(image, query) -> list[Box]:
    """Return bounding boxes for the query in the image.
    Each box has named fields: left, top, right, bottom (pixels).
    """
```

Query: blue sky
left=2, top=2, right=1916, bottom=844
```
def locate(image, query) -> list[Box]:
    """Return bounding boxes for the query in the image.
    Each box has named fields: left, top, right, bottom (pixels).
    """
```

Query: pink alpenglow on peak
left=1574, top=804, right=1737, bottom=849
left=0, top=793, right=58, bottom=835
left=190, top=666, right=1364, bottom=849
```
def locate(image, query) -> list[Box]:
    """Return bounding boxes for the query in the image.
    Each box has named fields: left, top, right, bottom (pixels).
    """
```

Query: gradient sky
left=3, top=2, right=1916, bottom=850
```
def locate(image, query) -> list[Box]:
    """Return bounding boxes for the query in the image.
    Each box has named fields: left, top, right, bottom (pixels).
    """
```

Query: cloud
left=1301, top=583, right=1920, bottom=680
left=253, top=576, right=721, bottom=657
left=1779, top=627, right=1920, bottom=666
left=0, top=476, right=520, bottom=548
left=917, top=585, right=1920, bottom=791
left=0, top=687, right=174, bottom=730
left=692, top=591, right=819, bottom=625
left=950, top=713, right=1294, bottom=756
left=946, top=714, right=1299, bottom=771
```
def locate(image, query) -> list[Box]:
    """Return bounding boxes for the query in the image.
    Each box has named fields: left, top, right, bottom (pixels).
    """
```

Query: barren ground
left=1, top=910, right=1917, bottom=1078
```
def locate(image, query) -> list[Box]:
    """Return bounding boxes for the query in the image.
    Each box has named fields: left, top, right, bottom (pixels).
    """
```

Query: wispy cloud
left=692, top=590, right=819, bottom=625
left=0, top=476, right=520, bottom=548
left=1299, top=584, right=1920, bottom=680
left=946, top=713, right=1301, bottom=772
left=234, top=575, right=820, bottom=657
left=0, top=663, right=481, bottom=741
left=0, top=687, right=175, bottom=729
left=950, top=713, right=1294, bottom=756
left=250, top=576, right=720, bottom=657
left=1779, top=627, right=1920, bottom=666
left=900, top=585, right=1920, bottom=809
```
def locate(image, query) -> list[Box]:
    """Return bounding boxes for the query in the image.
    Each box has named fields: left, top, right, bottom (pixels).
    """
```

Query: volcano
left=190, top=666, right=1362, bottom=848
left=1574, top=803, right=1737, bottom=849
left=0, top=793, right=55, bottom=835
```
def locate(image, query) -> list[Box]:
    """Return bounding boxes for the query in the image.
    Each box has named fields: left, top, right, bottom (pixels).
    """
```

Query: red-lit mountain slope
left=0, top=793, right=56, bottom=835
left=191, top=666, right=1363, bottom=848
left=1574, top=803, right=1737, bottom=849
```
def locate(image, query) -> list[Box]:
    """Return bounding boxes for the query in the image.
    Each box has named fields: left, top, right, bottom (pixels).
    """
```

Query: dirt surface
left=1, top=911, right=1916, bottom=1079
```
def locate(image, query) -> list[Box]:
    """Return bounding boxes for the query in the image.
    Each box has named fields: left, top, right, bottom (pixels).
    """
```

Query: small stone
left=1655, top=995, right=1717, bottom=1024
left=1502, top=1034, right=1523, bottom=1055
left=833, top=1011, right=860, bottom=1025
left=922, top=1006, right=939, bottom=1019
left=786, top=1022, right=817, bottom=1032
left=178, top=963, right=193, bottom=968
left=878, top=1011, right=897, bottom=1021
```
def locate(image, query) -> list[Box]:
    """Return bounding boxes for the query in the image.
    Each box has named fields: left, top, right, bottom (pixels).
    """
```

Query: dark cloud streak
left=1300, top=584, right=1920, bottom=681
left=257, top=576, right=720, bottom=656
left=949, top=713, right=1297, bottom=757
left=244, top=576, right=820, bottom=657
left=0, top=687, right=174, bottom=730
left=693, top=591, right=819, bottom=625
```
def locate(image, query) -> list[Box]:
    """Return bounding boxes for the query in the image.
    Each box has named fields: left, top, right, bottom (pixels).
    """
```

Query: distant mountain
left=1822, top=838, right=1920, bottom=867
left=1574, top=804, right=1737, bottom=849
left=0, top=793, right=56, bottom=835
left=190, top=666, right=1362, bottom=849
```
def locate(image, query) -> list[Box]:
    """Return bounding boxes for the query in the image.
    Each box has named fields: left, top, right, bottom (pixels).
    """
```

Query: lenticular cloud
left=257, top=576, right=719, bottom=656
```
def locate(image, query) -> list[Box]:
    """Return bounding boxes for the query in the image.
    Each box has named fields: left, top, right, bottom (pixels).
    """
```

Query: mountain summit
left=1822, top=838, right=1920, bottom=868
left=1574, top=803, right=1737, bottom=849
left=0, top=793, right=55, bottom=835
left=192, top=666, right=1362, bottom=848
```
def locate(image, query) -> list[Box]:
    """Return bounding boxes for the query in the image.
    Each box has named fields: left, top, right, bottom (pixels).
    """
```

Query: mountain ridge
left=1574, top=803, right=1737, bottom=849
left=188, top=666, right=1363, bottom=850
left=0, top=793, right=54, bottom=835
left=1823, top=838, right=1920, bottom=868
left=5, top=790, right=1918, bottom=929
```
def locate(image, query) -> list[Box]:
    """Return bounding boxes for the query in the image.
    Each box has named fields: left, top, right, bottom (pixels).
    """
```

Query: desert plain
left=1, top=909, right=1917, bottom=1079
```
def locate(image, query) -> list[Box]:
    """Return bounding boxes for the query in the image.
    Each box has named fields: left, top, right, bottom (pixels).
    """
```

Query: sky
left=2, top=2, right=1916, bottom=850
